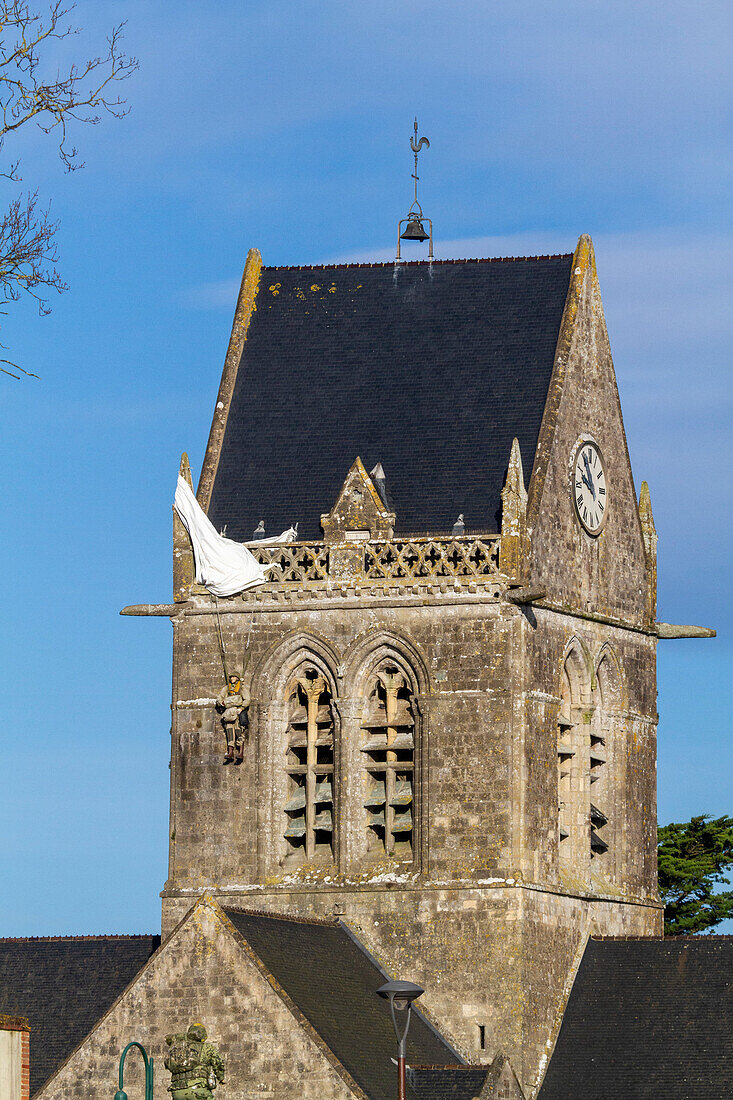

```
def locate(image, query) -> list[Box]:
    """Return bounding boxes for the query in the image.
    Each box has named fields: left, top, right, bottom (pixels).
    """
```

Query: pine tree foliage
left=658, top=815, right=733, bottom=936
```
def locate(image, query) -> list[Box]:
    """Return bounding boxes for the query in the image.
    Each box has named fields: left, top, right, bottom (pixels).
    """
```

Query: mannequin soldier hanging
left=216, top=674, right=249, bottom=764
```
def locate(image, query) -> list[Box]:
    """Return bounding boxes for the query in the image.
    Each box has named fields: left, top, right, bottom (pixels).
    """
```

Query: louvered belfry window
left=585, top=712, right=607, bottom=858
left=361, top=665, right=415, bottom=859
left=283, top=668, right=335, bottom=864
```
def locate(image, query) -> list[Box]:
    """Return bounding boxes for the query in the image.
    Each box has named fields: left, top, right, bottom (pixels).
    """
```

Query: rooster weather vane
left=397, top=118, right=433, bottom=260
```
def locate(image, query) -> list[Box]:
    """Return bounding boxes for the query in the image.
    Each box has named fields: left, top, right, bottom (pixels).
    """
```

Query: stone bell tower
left=125, top=236, right=684, bottom=1097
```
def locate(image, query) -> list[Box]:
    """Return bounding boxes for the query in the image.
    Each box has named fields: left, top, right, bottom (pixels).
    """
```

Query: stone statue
left=216, top=673, right=249, bottom=764
left=164, top=1024, right=225, bottom=1099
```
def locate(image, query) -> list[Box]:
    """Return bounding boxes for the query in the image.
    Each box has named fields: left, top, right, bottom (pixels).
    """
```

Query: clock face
left=572, top=439, right=607, bottom=535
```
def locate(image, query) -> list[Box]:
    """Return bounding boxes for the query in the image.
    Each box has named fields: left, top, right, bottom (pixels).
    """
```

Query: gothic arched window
left=556, top=644, right=590, bottom=874
left=361, top=663, right=415, bottom=860
left=283, top=667, right=335, bottom=866
left=589, top=695, right=609, bottom=860
left=557, top=665, right=574, bottom=853
left=557, top=642, right=621, bottom=876
left=590, top=650, right=623, bottom=862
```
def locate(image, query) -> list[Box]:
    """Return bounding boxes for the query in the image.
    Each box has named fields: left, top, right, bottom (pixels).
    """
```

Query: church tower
left=141, top=236, right=665, bottom=1095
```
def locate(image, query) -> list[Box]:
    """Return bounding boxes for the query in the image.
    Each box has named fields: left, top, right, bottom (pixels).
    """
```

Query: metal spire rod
left=396, top=118, right=433, bottom=261
left=409, top=117, right=429, bottom=217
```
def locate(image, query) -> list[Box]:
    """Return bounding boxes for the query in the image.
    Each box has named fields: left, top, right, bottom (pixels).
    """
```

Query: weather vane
left=397, top=118, right=433, bottom=260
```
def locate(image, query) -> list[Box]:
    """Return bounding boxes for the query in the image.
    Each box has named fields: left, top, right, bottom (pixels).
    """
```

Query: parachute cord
left=242, top=609, right=254, bottom=674
left=212, top=594, right=229, bottom=683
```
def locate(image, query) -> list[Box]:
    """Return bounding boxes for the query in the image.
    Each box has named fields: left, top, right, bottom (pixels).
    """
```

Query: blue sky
left=0, top=1, right=730, bottom=935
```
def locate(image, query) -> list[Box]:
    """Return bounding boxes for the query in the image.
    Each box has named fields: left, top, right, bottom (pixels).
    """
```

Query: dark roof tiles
left=0, top=934, right=160, bottom=1097
left=208, top=255, right=572, bottom=540
left=407, top=1064, right=490, bottom=1099
left=223, top=907, right=459, bottom=1100
left=538, top=936, right=733, bottom=1099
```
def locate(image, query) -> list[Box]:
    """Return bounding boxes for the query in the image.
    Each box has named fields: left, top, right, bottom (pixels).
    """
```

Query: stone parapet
left=244, top=533, right=501, bottom=587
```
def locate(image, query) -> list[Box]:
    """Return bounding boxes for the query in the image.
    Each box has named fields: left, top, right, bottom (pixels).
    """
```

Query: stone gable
left=527, top=235, right=650, bottom=625
left=37, top=899, right=360, bottom=1100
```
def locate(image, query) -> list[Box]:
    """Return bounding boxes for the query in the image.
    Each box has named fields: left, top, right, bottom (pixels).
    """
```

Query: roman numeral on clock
left=573, top=439, right=606, bottom=533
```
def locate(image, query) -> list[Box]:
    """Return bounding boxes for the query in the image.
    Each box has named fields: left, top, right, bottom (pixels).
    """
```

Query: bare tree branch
left=0, top=190, right=66, bottom=302
left=0, top=2, right=138, bottom=375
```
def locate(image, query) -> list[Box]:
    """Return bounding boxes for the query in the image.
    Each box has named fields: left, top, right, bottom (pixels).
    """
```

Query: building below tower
left=1, top=237, right=725, bottom=1100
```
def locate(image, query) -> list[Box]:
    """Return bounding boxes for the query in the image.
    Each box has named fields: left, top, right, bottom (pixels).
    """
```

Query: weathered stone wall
left=36, top=900, right=357, bottom=1100
left=528, top=237, right=650, bottom=627
left=523, top=610, right=658, bottom=896
left=157, top=234, right=663, bottom=1098
left=162, top=579, right=661, bottom=1097
left=166, top=597, right=518, bottom=895
left=516, top=886, right=658, bottom=1094
left=159, top=881, right=656, bottom=1095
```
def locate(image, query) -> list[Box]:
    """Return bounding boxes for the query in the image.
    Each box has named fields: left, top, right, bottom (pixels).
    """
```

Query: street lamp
left=377, top=979, right=425, bottom=1100
left=114, top=1040, right=154, bottom=1100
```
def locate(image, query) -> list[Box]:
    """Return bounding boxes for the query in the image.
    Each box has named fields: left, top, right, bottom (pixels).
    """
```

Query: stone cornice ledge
left=121, top=603, right=181, bottom=617
left=535, top=599, right=657, bottom=636
left=162, top=878, right=663, bottom=910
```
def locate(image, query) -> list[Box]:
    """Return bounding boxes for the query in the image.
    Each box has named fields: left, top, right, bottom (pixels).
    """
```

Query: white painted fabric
left=174, top=476, right=270, bottom=597
left=245, top=526, right=298, bottom=546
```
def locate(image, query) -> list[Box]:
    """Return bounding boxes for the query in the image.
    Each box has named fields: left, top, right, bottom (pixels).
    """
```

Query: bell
left=400, top=216, right=429, bottom=242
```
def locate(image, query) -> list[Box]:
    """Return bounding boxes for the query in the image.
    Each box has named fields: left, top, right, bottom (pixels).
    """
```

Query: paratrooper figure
left=164, top=1023, right=225, bottom=1100
left=216, top=673, right=249, bottom=764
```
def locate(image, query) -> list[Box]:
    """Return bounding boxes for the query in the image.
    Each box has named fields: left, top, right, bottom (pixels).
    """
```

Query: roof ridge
left=0, top=933, right=159, bottom=943
left=221, top=904, right=339, bottom=928
left=263, top=253, right=573, bottom=271
left=409, top=1063, right=487, bottom=1070
left=592, top=934, right=733, bottom=941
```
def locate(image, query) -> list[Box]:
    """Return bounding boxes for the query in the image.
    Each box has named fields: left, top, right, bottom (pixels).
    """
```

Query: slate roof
left=208, top=255, right=573, bottom=540
left=0, top=934, right=160, bottom=1097
left=538, top=936, right=733, bottom=1099
left=407, top=1064, right=490, bottom=1099
left=223, top=907, right=461, bottom=1100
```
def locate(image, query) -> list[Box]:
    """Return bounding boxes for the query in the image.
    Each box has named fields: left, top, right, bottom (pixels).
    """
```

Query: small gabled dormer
left=321, top=456, right=395, bottom=543
left=320, top=457, right=395, bottom=580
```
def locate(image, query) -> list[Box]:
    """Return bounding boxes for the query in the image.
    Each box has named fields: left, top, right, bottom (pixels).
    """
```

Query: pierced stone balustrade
left=248, top=534, right=501, bottom=585
left=364, top=535, right=500, bottom=580
left=249, top=542, right=330, bottom=582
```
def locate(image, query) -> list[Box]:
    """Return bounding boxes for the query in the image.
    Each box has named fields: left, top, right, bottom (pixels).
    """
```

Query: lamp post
left=377, top=979, right=425, bottom=1100
left=114, top=1040, right=154, bottom=1100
